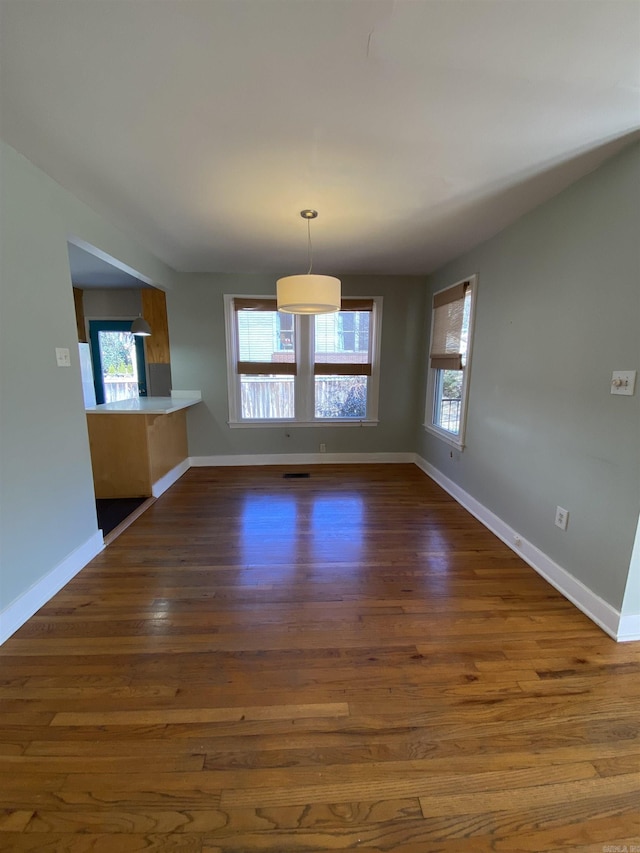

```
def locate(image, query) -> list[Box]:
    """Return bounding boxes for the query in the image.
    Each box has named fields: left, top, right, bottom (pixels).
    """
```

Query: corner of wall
left=414, top=455, right=638, bottom=643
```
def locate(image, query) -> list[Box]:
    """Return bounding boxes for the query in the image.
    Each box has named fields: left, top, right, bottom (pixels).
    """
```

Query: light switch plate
left=555, top=506, right=569, bottom=530
left=55, top=347, right=71, bottom=367
left=611, top=370, right=636, bottom=396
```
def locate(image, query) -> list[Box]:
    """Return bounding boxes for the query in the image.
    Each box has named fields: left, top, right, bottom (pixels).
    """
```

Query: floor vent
left=283, top=472, right=310, bottom=479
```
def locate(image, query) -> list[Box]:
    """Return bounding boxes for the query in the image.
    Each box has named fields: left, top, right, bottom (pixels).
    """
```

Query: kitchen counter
left=86, top=395, right=201, bottom=415
left=86, top=396, right=201, bottom=501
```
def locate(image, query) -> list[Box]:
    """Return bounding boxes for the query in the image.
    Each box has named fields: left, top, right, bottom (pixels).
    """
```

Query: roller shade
left=340, top=298, right=374, bottom=312
left=430, top=282, right=469, bottom=370
left=233, top=297, right=278, bottom=312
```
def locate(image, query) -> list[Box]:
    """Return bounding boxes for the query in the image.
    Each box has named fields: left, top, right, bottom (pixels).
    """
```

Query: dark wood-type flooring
left=1, top=464, right=639, bottom=852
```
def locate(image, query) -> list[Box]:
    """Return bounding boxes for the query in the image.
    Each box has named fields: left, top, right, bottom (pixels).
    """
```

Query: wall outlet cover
left=55, top=347, right=71, bottom=367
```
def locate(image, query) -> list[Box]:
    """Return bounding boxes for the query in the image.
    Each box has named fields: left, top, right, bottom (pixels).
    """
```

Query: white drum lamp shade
left=277, top=274, right=341, bottom=315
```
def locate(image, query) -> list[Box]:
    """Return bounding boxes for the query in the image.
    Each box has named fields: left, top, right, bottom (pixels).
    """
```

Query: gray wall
left=81, top=287, right=142, bottom=322
left=168, top=273, right=426, bottom=457
left=0, top=141, right=175, bottom=615
left=416, top=142, right=640, bottom=611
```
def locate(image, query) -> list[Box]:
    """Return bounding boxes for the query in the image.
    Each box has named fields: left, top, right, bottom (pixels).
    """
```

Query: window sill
left=228, top=419, right=379, bottom=429
left=423, top=423, right=465, bottom=450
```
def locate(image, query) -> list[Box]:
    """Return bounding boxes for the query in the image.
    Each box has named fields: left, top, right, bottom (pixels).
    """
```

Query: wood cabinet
left=87, top=409, right=188, bottom=498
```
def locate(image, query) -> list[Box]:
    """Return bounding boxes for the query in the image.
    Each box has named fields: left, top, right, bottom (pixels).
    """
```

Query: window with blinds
left=225, top=295, right=383, bottom=425
left=314, top=300, right=373, bottom=418
left=424, top=276, right=476, bottom=448
left=234, top=298, right=296, bottom=376
left=232, top=298, right=296, bottom=419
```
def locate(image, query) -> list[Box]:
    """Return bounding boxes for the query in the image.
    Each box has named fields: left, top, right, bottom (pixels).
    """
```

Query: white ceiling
left=1, top=0, right=639, bottom=277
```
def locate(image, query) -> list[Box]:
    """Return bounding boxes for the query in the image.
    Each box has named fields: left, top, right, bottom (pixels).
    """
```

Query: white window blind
left=314, top=299, right=374, bottom=376
left=233, top=298, right=297, bottom=375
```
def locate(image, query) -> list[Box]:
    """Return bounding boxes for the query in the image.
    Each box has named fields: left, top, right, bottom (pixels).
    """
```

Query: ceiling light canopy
left=277, top=210, right=341, bottom=315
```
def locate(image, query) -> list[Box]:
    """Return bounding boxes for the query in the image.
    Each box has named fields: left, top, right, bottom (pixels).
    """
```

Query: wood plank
left=0, top=833, right=203, bottom=851
left=219, top=762, right=598, bottom=808
left=50, top=702, right=350, bottom=727
left=418, top=771, right=640, bottom=816
left=141, top=288, right=171, bottom=364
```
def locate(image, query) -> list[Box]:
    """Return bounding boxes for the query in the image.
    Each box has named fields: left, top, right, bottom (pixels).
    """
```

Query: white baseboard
left=414, top=455, right=637, bottom=643
left=0, top=529, right=104, bottom=645
left=190, top=452, right=415, bottom=467
left=152, top=459, right=191, bottom=497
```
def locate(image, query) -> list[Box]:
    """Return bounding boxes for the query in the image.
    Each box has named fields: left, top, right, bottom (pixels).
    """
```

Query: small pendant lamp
left=277, top=210, right=341, bottom=314
left=131, top=314, right=152, bottom=336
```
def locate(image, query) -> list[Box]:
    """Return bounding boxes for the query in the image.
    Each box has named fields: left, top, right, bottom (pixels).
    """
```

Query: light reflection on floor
left=240, top=494, right=298, bottom=572
left=309, top=495, right=363, bottom=563
left=239, top=492, right=364, bottom=583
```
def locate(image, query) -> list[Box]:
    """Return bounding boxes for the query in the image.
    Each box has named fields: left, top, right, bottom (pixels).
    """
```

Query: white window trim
left=423, top=274, right=477, bottom=450
left=228, top=419, right=379, bottom=429
left=224, top=294, right=383, bottom=427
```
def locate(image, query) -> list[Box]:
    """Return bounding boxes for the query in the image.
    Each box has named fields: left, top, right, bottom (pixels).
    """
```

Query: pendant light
left=277, top=210, right=341, bottom=314
left=131, top=314, right=152, bottom=336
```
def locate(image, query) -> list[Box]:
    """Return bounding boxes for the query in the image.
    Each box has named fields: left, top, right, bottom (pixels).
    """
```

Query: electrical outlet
left=513, top=534, right=522, bottom=547
left=319, top=443, right=326, bottom=453
left=555, top=506, right=569, bottom=531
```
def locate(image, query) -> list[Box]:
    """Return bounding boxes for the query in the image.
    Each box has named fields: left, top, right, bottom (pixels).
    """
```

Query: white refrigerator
left=78, top=342, right=96, bottom=408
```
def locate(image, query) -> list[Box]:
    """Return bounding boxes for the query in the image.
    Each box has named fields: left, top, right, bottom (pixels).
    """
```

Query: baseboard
left=414, top=455, right=636, bottom=643
left=0, top=529, right=104, bottom=645
left=152, top=459, right=191, bottom=497
left=190, top=452, right=415, bottom=467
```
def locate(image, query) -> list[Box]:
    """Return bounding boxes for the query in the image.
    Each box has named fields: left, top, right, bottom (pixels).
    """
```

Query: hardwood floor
left=1, top=464, right=639, bottom=852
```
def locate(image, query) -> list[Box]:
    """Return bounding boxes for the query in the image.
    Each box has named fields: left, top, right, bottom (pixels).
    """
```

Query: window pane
left=434, top=369, right=463, bottom=434
left=460, top=289, right=471, bottom=366
left=241, top=375, right=294, bottom=419
left=278, top=313, right=294, bottom=351
left=98, top=330, right=139, bottom=403
left=315, top=375, right=367, bottom=419
left=237, top=311, right=295, bottom=364
left=315, top=311, right=370, bottom=367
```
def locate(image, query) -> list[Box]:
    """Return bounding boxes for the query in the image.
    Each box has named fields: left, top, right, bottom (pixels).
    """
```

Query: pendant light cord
left=307, top=216, right=313, bottom=275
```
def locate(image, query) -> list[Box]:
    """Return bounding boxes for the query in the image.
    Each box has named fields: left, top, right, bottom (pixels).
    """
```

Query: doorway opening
left=88, top=320, right=148, bottom=404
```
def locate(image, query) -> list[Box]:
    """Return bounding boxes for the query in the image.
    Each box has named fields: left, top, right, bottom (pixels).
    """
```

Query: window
left=225, top=295, right=382, bottom=426
left=424, top=275, right=477, bottom=449
left=314, top=300, right=373, bottom=419
left=88, top=320, right=147, bottom=404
